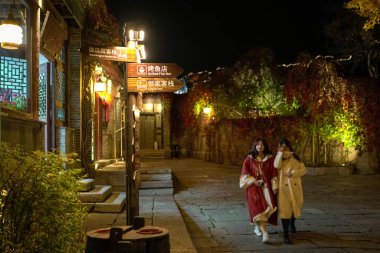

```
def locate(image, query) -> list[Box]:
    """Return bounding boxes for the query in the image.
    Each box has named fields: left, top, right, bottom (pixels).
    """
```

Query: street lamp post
left=123, top=22, right=145, bottom=225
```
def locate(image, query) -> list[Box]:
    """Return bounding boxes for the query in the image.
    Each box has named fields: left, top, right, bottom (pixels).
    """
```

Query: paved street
left=163, top=158, right=380, bottom=253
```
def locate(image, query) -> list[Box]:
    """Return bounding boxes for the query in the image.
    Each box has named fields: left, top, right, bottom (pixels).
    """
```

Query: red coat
left=241, top=155, right=278, bottom=225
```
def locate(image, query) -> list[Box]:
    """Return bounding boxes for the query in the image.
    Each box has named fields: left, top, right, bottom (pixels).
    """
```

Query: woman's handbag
left=239, top=175, right=255, bottom=189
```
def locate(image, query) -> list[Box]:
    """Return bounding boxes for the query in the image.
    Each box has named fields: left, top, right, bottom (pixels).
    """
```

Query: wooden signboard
left=84, top=46, right=138, bottom=62
left=128, top=78, right=184, bottom=92
left=128, top=63, right=183, bottom=78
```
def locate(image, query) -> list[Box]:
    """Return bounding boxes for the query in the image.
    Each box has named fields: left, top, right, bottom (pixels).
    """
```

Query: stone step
left=83, top=202, right=95, bottom=212
left=94, top=163, right=126, bottom=186
left=94, top=192, right=126, bottom=213
left=79, top=185, right=112, bottom=203
left=140, top=167, right=172, bottom=174
left=141, top=173, right=172, bottom=181
left=139, top=188, right=174, bottom=196
left=139, top=167, right=173, bottom=194
left=140, top=180, right=173, bottom=189
left=78, top=178, right=95, bottom=192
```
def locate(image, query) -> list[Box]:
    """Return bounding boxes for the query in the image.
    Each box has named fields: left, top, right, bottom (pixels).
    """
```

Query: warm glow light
left=0, top=22, right=23, bottom=49
left=94, top=82, right=106, bottom=92
left=104, top=93, right=112, bottom=104
left=154, top=103, right=162, bottom=113
left=143, top=103, right=154, bottom=112
left=203, top=107, right=211, bottom=114
left=134, top=109, right=140, bottom=119
left=128, top=29, right=144, bottom=41
left=127, top=40, right=137, bottom=49
left=128, top=29, right=136, bottom=41
left=138, top=30, right=144, bottom=41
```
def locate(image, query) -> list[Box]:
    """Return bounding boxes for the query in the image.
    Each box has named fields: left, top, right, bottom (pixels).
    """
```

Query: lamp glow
left=0, top=11, right=23, bottom=50
left=138, top=30, right=144, bottom=41
left=203, top=107, right=211, bottom=114
left=134, top=109, right=140, bottom=119
left=94, top=81, right=106, bottom=92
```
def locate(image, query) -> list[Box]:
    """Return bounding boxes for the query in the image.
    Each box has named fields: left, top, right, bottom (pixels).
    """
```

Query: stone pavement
left=85, top=158, right=380, bottom=253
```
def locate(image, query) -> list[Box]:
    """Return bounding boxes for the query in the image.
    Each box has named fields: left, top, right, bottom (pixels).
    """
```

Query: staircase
left=78, top=158, right=174, bottom=212
left=78, top=159, right=126, bottom=213
left=139, top=167, right=174, bottom=196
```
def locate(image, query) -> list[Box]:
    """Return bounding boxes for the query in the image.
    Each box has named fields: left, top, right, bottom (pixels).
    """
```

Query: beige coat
left=274, top=152, right=306, bottom=219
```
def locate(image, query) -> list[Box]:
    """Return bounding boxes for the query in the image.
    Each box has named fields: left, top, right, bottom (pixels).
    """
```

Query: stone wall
left=179, top=118, right=379, bottom=174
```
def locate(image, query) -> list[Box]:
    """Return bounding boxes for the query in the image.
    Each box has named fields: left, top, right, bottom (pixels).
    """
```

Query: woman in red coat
left=240, top=138, right=278, bottom=243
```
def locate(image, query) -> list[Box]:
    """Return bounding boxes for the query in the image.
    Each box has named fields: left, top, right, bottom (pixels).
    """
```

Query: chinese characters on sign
left=127, top=63, right=184, bottom=92
left=128, top=63, right=183, bottom=78
left=128, top=78, right=184, bottom=92
left=137, top=65, right=170, bottom=76
left=85, top=46, right=137, bottom=62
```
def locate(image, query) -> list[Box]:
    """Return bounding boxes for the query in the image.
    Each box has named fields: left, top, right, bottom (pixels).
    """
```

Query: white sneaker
left=254, top=225, right=262, bottom=237
left=262, top=232, right=269, bottom=243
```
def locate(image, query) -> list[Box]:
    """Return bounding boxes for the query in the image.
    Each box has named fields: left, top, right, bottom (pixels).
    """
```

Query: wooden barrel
left=86, top=225, right=170, bottom=253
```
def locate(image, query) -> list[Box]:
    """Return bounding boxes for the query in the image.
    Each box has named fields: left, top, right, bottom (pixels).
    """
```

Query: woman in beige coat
left=274, top=139, right=306, bottom=244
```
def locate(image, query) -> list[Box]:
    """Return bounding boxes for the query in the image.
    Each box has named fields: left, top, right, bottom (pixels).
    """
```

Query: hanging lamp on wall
left=0, top=1, right=23, bottom=49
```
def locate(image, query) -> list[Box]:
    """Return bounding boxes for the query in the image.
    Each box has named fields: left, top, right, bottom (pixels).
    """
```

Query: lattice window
left=39, top=72, right=47, bottom=118
left=56, top=107, right=65, bottom=121
left=56, top=68, right=65, bottom=104
left=0, top=56, right=28, bottom=111
left=55, top=67, right=65, bottom=121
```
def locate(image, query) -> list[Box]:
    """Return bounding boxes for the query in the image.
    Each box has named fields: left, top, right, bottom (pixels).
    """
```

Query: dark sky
left=106, top=0, right=336, bottom=73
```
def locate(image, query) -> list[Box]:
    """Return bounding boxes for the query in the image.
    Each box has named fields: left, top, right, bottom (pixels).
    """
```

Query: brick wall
left=67, top=28, right=81, bottom=154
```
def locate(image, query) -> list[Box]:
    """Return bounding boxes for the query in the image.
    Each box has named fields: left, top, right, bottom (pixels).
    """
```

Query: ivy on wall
left=177, top=51, right=380, bottom=158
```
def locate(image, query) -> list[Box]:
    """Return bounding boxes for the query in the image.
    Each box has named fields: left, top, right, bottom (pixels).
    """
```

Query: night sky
left=106, top=0, right=338, bottom=73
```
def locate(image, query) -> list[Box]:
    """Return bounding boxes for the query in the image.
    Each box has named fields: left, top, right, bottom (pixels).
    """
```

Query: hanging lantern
left=94, top=81, right=106, bottom=92
left=0, top=3, right=23, bottom=50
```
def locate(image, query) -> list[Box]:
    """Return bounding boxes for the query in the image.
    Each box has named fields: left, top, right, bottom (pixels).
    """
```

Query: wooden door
left=140, top=114, right=155, bottom=149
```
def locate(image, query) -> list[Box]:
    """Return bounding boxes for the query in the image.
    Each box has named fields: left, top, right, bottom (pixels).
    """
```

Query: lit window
left=0, top=1, right=30, bottom=112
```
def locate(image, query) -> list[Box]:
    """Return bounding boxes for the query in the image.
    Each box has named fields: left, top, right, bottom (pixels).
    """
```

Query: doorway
left=140, top=113, right=155, bottom=149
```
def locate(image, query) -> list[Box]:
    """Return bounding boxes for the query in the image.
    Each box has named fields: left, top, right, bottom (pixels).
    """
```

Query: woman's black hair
left=249, top=138, right=272, bottom=159
left=279, top=138, right=301, bottom=161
